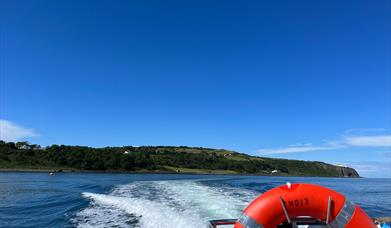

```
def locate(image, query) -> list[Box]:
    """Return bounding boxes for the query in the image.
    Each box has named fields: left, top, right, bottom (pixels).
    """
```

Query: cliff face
left=336, top=166, right=360, bottom=177
left=313, top=163, right=359, bottom=177
left=319, top=163, right=360, bottom=177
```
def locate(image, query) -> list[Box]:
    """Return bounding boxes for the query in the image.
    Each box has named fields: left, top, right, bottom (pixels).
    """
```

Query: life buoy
left=234, top=183, right=375, bottom=228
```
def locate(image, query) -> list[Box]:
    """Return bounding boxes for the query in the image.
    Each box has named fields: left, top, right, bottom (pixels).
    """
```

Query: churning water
left=0, top=172, right=390, bottom=227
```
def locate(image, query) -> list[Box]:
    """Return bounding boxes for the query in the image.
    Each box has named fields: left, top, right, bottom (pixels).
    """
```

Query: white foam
left=155, top=181, right=256, bottom=219
left=74, top=198, right=133, bottom=228
left=74, top=180, right=259, bottom=228
left=81, top=192, right=204, bottom=228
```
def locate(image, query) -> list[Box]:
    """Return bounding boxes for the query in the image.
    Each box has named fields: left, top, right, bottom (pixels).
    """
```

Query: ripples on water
left=0, top=173, right=390, bottom=227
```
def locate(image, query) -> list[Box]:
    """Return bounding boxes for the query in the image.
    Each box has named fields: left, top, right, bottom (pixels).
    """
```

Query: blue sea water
left=0, top=172, right=390, bottom=227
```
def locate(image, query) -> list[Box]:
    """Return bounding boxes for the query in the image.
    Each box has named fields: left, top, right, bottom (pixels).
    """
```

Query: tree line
left=0, top=140, right=354, bottom=177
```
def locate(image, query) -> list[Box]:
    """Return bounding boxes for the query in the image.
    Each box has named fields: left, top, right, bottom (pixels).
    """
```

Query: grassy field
left=163, top=166, right=240, bottom=174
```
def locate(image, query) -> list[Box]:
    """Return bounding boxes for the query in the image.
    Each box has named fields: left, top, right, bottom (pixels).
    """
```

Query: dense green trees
left=0, top=140, right=358, bottom=177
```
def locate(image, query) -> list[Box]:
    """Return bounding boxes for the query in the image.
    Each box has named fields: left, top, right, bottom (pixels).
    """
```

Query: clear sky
left=0, top=0, right=390, bottom=177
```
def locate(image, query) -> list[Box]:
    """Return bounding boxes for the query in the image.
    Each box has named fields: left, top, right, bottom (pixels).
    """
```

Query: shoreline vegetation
left=0, top=168, right=359, bottom=178
left=0, top=141, right=359, bottom=177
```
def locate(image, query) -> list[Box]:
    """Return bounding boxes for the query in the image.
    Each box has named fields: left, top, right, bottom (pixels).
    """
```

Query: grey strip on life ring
left=328, top=199, right=356, bottom=227
left=237, top=213, right=264, bottom=228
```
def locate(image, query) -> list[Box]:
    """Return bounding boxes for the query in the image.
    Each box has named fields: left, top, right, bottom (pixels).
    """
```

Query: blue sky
left=0, top=0, right=390, bottom=177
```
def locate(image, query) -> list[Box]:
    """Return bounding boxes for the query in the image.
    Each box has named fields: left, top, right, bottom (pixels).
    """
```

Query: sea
left=0, top=172, right=390, bottom=227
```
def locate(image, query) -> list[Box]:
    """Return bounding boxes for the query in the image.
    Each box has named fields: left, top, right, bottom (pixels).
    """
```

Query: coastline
left=0, top=168, right=362, bottom=178
left=0, top=142, right=361, bottom=178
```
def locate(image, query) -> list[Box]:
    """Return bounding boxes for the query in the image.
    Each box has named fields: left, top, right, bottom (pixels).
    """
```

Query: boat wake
left=73, top=180, right=258, bottom=228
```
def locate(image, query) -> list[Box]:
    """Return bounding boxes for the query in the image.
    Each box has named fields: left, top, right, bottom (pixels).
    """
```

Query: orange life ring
left=234, top=183, right=375, bottom=228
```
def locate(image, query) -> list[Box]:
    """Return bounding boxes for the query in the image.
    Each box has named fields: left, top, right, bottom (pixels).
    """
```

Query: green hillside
left=0, top=141, right=359, bottom=177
